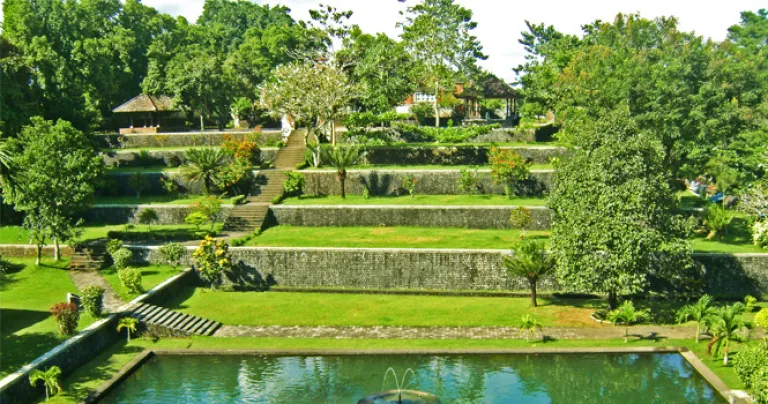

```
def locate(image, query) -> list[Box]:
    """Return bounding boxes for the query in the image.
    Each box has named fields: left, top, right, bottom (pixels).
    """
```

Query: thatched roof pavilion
left=455, top=75, right=518, bottom=122
left=112, top=94, right=181, bottom=134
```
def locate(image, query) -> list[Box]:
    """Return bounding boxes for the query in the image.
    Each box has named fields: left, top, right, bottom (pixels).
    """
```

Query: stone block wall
left=270, top=205, right=551, bottom=230
left=356, top=145, right=567, bottom=165
left=697, top=253, right=768, bottom=298
left=469, top=128, right=535, bottom=143
left=100, top=148, right=278, bottom=168
left=302, top=169, right=553, bottom=197
left=84, top=205, right=233, bottom=225
left=94, top=130, right=283, bottom=149
left=102, top=170, right=272, bottom=197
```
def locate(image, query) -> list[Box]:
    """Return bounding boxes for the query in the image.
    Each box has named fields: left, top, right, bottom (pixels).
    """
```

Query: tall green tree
left=6, top=117, right=104, bottom=263
left=548, top=111, right=693, bottom=309
left=399, top=0, right=487, bottom=127
left=502, top=239, right=553, bottom=307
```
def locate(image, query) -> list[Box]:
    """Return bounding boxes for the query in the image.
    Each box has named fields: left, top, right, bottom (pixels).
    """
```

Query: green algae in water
left=101, top=353, right=724, bottom=403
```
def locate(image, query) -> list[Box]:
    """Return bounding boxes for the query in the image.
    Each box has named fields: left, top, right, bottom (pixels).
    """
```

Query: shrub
left=344, top=111, right=410, bottom=128
left=185, top=211, right=208, bottom=230
left=193, top=236, right=231, bottom=288
left=702, top=203, right=733, bottom=240
left=159, top=176, right=179, bottom=196
left=212, top=158, right=253, bottom=196
left=137, top=209, right=159, bottom=232
left=509, top=206, right=533, bottom=230
left=271, top=194, right=284, bottom=204
left=283, top=172, right=305, bottom=196
left=362, top=186, right=370, bottom=199
left=81, top=286, right=105, bottom=318
left=29, top=366, right=62, bottom=401
left=127, top=172, right=151, bottom=198
left=50, top=302, right=80, bottom=336
left=457, top=169, right=481, bottom=195
left=752, top=220, right=768, bottom=248
left=221, top=136, right=261, bottom=164
left=111, top=247, right=133, bottom=270
left=734, top=341, right=768, bottom=392
left=190, top=196, right=222, bottom=232
left=745, top=295, right=759, bottom=311
left=118, top=268, right=143, bottom=293
left=489, top=147, right=531, bottom=198
left=105, top=239, right=123, bottom=256
left=755, top=308, right=768, bottom=330
left=394, top=123, right=498, bottom=143
left=158, top=242, right=187, bottom=270
left=401, top=175, right=417, bottom=198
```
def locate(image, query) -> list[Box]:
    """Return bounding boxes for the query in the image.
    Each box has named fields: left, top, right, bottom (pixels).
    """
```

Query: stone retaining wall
left=102, top=170, right=271, bottom=196
left=0, top=244, right=73, bottom=257
left=270, top=205, right=551, bottom=230
left=356, top=145, right=567, bottom=165
left=84, top=205, right=234, bottom=225
left=94, top=130, right=283, bottom=149
left=302, top=169, right=553, bottom=197
left=100, top=148, right=278, bottom=168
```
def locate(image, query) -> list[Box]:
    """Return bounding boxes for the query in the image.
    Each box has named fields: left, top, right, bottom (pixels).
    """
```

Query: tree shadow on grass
left=161, top=285, right=197, bottom=310
left=60, top=341, right=146, bottom=403
left=0, top=330, right=63, bottom=378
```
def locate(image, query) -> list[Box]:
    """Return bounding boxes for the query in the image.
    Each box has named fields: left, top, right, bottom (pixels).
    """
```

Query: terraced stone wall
left=84, top=205, right=233, bottom=225
left=355, top=145, right=567, bottom=165
left=270, top=205, right=551, bottom=230
left=94, top=130, right=283, bottom=149
left=102, top=171, right=272, bottom=196
left=100, top=148, right=278, bottom=168
left=302, top=170, right=553, bottom=197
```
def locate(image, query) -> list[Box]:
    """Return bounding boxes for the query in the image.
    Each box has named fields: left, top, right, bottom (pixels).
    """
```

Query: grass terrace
left=100, top=264, right=180, bottom=301
left=105, top=165, right=181, bottom=173
left=282, top=195, right=549, bottom=206
left=94, top=195, right=241, bottom=205
left=0, top=223, right=222, bottom=244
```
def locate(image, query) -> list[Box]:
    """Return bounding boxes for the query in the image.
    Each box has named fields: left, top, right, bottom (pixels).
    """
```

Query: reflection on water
left=102, top=353, right=723, bottom=403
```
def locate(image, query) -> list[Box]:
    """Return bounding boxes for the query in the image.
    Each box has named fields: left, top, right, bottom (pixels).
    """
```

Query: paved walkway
left=67, top=270, right=126, bottom=313
left=214, top=325, right=716, bottom=340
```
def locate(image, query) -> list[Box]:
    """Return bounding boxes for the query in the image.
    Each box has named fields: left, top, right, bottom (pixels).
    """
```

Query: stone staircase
left=223, top=131, right=306, bottom=233
left=67, top=243, right=108, bottom=271
left=125, top=302, right=221, bottom=336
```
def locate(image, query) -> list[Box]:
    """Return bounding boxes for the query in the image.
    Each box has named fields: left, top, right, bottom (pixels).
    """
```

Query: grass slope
left=100, top=265, right=180, bottom=302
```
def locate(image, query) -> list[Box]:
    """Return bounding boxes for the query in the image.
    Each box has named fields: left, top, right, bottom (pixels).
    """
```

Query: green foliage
left=49, top=302, right=79, bottom=336
left=549, top=113, right=693, bottom=306
left=159, top=176, right=179, bottom=197
left=118, top=268, right=143, bottom=294
left=702, top=204, right=734, bottom=240
left=676, top=294, right=717, bottom=343
left=401, top=175, right=417, bottom=198
left=212, top=158, right=253, bottom=196
left=395, top=123, right=498, bottom=143
left=322, top=146, right=360, bottom=199
left=283, top=172, right=305, bottom=197
left=182, top=148, right=227, bottom=195
left=185, top=211, right=208, bottom=230
left=735, top=340, right=768, bottom=403
left=81, top=285, right=105, bottom=318
left=752, top=220, right=768, bottom=248
left=745, top=295, right=759, bottom=311
left=192, top=236, right=231, bottom=288
left=607, top=301, right=650, bottom=343
left=489, top=147, right=530, bottom=198
left=344, top=112, right=412, bottom=128
left=508, top=207, right=533, bottom=230
left=127, top=173, right=151, bottom=198
left=110, top=248, right=133, bottom=271
left=105, top=239, right=123, bottom=256
left=457, top=169, right=481, bottom=195
left=29, top=366, right=62, bottom=401
left=137, top=209, right=159, bottom=232
left=117, top=317, right=139, bottom=343
left=518, top=314, right=542, bottom=342
left=190, top=196, right=223, bottom=232
left=503, top=239, right=553, bottom=307
left=157, top=242, right=187, bottom=270
left=706, top=303, right=748, bottom=365
left=754, top=308, right=768, bottom=331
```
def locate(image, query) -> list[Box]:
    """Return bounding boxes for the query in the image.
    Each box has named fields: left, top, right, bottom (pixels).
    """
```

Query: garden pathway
left=213, top=324, right=716, bottom=340
left=67, top=269, right=125, bottom=313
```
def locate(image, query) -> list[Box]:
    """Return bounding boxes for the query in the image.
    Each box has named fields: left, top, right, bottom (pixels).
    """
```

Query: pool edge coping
left=86, top=346, right=743, bottom=403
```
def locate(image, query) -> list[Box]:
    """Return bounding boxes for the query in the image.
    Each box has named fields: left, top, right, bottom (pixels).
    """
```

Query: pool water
left=101, top=353, right=723, bottom=403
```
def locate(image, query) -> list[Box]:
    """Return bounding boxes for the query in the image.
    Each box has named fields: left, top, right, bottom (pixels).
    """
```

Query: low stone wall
left=94, top=130, right=283, bottom=149
left=356, top=145, right=567, bottom=165
left=302, top=169, right=553, bottom=197
left=270, top=205, right=550, bottom=230
left=84, top=205, right=234, bottom=225
left=100, top=148, right=278, bottom=168
left=697, top=254, right=768, bottom=298
left=0, top=244, right=73, bottom=257
left=102, top=170, right=272, bottom=196
left=469, top=128, right=535, bottom=143
left=0, top=268, right=197, bottom=403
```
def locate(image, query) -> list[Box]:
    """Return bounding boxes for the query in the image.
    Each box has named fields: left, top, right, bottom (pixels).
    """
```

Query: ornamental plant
left=489, top=147, right=531, bottom=198
left=401, top=175, right=417, bottom=198
left=81, top=286, right=105, bottom=318
left=159, top=176, right=179, bottom=196
left=283, top=172, right=305, bottom=197
left=457, top=169, right=481, bottom=195
left=105, top=239, right=123, bottom=256
left=50, top=302, right=80, bottom=336
left=509, top=207, right=533, bottom=239
left=607, top=301, right=650, bottom=343
left=702, top=203, right=733, bottom=240
left=157, top=242, right=187, bottom=270
left=29, top=366, right=62, bottom=401
left=118, top=268, right=143, bottom=294
left=221, top=136, right=261, bottom=164
left=137, top=209, right=159, bottom=233
left=110, top=247, right=133, bottom=270
left=752, top=220, right=768, bottom=248
left=734, top=340, right=768, bottom=403
left=193, top=236, right=232, bottom=288
left=754, top=308, right=768, bottom=331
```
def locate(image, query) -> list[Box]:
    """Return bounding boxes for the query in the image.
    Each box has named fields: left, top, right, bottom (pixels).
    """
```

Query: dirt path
left=67, top=270, right=126, bottom=313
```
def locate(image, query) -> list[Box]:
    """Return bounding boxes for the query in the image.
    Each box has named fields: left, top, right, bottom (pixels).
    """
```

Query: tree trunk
left=200, top=111, right=204, bottom=132
left=695, top=322, right=700, bottom=344
left=434, top=80, right=441, bottom=128
left=54, top=238, right=60, bottom=261
left=330, top=119, right=337, bottom=146
left=529, top=278, right=538, bottom=307
left=723, top=344, right=729, bottom=365
left=338, top=171, right=346, bottom=199
left=35, top=244, right=42, bottom=266
left=625, top=327, right=629, bottom=343
left=608, top=291, right=618, bottom=310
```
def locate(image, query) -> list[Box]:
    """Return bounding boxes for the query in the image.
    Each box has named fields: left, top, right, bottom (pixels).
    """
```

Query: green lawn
left=246, top=226, right=549, bottom=249
left=283, top=195, right=549, bottom=206
left=0, top=258, right=97, bottom=378
left=0, top=224, right=221, bottom=244
left=95, top=195, right=239, bottom=205
left=47, top=335, right=752, bottom=403
left=105, top=166, right=181, bottom=173
left=305, top=164, right=553, bottom=171
left=100, top=264, right=181, bottom=301
left=689, top=217, right=766, bottom=253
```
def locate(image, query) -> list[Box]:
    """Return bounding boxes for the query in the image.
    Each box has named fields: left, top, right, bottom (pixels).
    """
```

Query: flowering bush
left=753, top=220, right=768, bottom=248
left=193, top=236, right=232, bottom=288
left=50, top=302, right=80, bottom=336
left=221, top=136, right=261, bottom=164
left=489, top=147, right=531, bottom=198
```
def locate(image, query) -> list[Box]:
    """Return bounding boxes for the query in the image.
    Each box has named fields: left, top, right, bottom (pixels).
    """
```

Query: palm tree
left=322, top=145, right=359, bottom=199
left=0, top=137, right=16, bottom=225
left=182, top=148, right=226, bottom=194
left=138, top=208, right=159, bottom=233
left=676, top=294, right=717, bottom=343
left=117, top=317, right=139, bottom=343
left=503, top=239, right=553, bottom=307
left=29, top=366, right=62, bottom=401
left=607, top=301, right=650, bottom=343
left=706, top=303, right=747, bottom=366
left=519, top=315, right=542, bottom=342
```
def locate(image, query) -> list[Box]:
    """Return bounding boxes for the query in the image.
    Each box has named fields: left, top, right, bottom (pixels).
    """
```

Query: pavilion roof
left=112, top=94, right=177, bottom=113
left=456, top=75, right=517, bottom=99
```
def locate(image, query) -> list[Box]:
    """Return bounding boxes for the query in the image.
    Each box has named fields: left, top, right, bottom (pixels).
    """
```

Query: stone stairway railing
left=223, top=130, right=306, bottom=233
left=125, top=302, right=221, bottom=336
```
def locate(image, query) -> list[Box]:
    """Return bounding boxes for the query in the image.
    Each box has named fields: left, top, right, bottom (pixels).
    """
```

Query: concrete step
left=127, top=303, right=221, bottom=337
